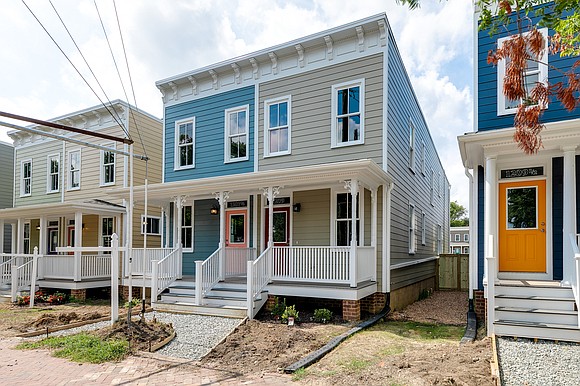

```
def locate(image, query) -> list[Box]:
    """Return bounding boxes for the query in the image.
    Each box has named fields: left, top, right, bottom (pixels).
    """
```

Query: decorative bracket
left=188, top=76, right=198, bottom=95
left=295, top=44, right=305, bottom=68
left=356, top=26, right=365, bottom=52
left=93, top=111, right=102, bottom=126
left=324, top=35, right=333, bottom=60
left=268, top=52, right=278, bottom=75
left=262, top=186, right=282, bottom=203
left=172, top=195, right=187, bottom=209
left=377, top=20, right=387, bottom=47
left=231, top=63, right=241, bottom=84
left=213, top=191, right=230, bottom=206
left=343, top=179, right=359, bottom=195
left=249, top=57, right=259, bottom=79
left=208, top=70, right=218, bottom=90
left=168, top=82, right=178, bottom=100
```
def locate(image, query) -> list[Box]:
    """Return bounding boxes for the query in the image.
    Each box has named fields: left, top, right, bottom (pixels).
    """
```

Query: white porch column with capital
left=345, top=179, right=359, bottom=288
left=262, top=187, right=281, bottom=248
left=38, top=217, right=47, bottom=255
left=174, top=196, right=186, bottom=279
left=74, top=212, right=82, bottom=281
left=562, top=146, right=577, bottom=286
left=214, top=191, right=230, bottom=280
left=484, top=156, right=497, bottom=286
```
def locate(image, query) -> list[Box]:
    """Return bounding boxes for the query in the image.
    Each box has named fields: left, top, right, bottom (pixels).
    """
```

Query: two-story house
left=121, top=14, right=449, bottom=321
left=0, top=141, right=14, bottom=255
left=0, top=101, right=162, bottom=300
left=450, top=226, right=469, bottom=254
left=459, top=7, right=580, bottom=341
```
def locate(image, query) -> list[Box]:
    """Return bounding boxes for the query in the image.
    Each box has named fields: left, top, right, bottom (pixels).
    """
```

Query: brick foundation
left=119, top=286, right=143, bottom=302
left=361, top=292, right=386, bottom=314
left=342, top=299, right=361, bottom=321
left=71, top=289, right=87, bottom=301
left=474, top=290, right=486, bottom=323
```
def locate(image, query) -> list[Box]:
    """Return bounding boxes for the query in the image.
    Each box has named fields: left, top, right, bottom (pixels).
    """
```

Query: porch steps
left=153, top=280, right=267, bottom=318
left=493, top=283, right=580, bottom=343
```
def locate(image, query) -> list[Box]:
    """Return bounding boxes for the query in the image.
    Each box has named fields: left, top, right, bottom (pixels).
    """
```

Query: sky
left=0, top=0, right=474, bottom=208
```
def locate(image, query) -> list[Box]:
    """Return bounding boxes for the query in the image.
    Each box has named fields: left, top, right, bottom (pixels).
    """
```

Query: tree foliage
left=398, top=0, right=580, bottom=154
left=450, top=201, right=469, bottom=227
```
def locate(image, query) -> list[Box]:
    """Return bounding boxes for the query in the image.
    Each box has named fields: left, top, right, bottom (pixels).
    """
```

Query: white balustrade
left=271, top=246, right=351, bottom=283
left=11, top=249, right=39, bottom=303
left=195, top=247, right=223, bottom=305
left=80, top=255, right=111, bottom=279
left=41, top=255, right=75, bottom=280
left=247, top=245, right=272, bottom=318
left=132, top=248, right=174, bottom=276
left=151, top=246, right=181, bottom=301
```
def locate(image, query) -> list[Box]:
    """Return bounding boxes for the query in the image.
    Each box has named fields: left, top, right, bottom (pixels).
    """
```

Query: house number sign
left=501, top=167, right=543, bottom=179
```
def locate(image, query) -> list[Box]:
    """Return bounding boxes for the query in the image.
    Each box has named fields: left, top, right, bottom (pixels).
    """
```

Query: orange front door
left=498, top=179, right=546, bottom=272
left=226, top=209, right=247, bottom=248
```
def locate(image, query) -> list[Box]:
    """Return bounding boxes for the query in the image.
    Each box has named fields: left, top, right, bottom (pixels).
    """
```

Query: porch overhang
left=458, top=118, right=580, bottom=169
left=108, top=159, right=393, bottom=202
left=0, top=199, right=126, bottom=221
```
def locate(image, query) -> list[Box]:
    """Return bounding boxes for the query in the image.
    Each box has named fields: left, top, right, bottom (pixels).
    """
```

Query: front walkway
left=0, top=337, right=292, bottom=385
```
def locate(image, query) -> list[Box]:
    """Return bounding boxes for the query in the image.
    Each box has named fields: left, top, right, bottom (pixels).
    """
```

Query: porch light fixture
left=210, top=205, right=219, bottom=215
left=36, top=225, right=40, bottom=230
left=293, top=203, right=301, bottom=213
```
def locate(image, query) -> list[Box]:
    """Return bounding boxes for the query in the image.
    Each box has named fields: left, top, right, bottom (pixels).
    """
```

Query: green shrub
left=313, top=308, right=333, bottom=323
left=271, top=297, right=286, bottom=320
left=282, top=304, right=299, bottom=323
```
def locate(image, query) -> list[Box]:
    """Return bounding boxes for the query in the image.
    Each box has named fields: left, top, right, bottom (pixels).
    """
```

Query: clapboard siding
left=258, top=54, right=383, bottom=170
left=164, top=86, right=254, bottom=182
left=0, top=143, right=13, bottom=209
left=130, top=111, right=163, bottom=186
left=386, top=29, right=449, bottom=268
left=478, top=11, right=580, bottom=132
left=292, top=189, right=331, bottom=246
left=390, top=260, right=436, bottom=291
left=187, top=199, right=220, bottom=275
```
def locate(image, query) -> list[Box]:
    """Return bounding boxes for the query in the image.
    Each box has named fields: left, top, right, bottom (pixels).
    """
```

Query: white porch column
left=161, top=205, right=168, bottom=248
left=74, top=212, right=82, bottom=281
left=370, top=188, right=377, bottom=282
left=174, top=196, right=186, bottom=279
left=0, top=219, right=4, bottom=254
left=17, top=218, right=23, bottom=254
left=345, top=179, right=359, bottom=288
left=10, top=223, right=16, bottom=254
left=261, top=187, right=281, bottom=248
left=562, top=146, right=577, bottom=285
left=214, top=191, right=230, bottom=281
left=38, top=216, right=47, bottom=255
left=484, top=155, right=497, bottom=283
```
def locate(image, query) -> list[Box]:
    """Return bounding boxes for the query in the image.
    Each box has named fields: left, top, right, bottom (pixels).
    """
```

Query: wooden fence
left=437, top=254, right=469, bottom=291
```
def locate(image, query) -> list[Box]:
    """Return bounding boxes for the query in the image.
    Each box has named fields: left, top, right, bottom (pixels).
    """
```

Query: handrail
left=0, top=255, right=16, bottom=286
left=151, top=246, right=181, bottom=302
left=11, top=248, right=40, bottom=305
left=569, top=233, right=580, bottom=328
left=195, top=246, right=223, bottom=305
left=247, top=245, right=272, bottom=319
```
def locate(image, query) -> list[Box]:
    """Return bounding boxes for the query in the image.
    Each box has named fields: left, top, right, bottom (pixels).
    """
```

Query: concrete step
left=495, top=306, right=578, bottom=325
left=206, top=287, right=246, bottom=298
left=153, top=301, right=247, bottom=318
left=496, top=285, right=573, bottom=299
left=494, top=320, right=580, bottom=343
left=495, top=295, right=576, bottom=311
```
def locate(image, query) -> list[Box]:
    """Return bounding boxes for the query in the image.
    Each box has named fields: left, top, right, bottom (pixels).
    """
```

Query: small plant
left=281, top=304, right=299, bottom=324
left=270, top=297, right=286, bottom=321
left=16, top=295, right=30, bottom=306
left=313, top=308, right=333, bottom=323
left=124, top=298, right=139, bottom=309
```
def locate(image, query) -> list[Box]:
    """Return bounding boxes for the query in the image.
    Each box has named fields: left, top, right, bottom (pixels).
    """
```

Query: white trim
left=224, top=105, right=250, bottom=163
left=20, top=159, right=32, bottom=197
left=330, top=78, right=365, bottom=148
left=409, top=119, right=416, bottom=172
left=46, top=153, right=60, bottom=194
left=408, top=202, right=416, bottom=254
left=254, top=84, right=259, bottom=172
left=174, top=117, right=196, bottom=170
left=99, top=216, right=114, bottom=248
left=263, top=95, right=292, bottom=157
left=162, top=113, right=166, bottom=182
left=180, top=203, right=194, bottom=252
left=99, top=142, right=116, bottom=187
left=331, top=188, right=361, bottom=247
left=67, top=148, right=81, bottom=191
left=141, top=214, right=161, bottom=236
left=391, top=255, right=438, bottom=270
left=497, top=28, right=549, bottom=116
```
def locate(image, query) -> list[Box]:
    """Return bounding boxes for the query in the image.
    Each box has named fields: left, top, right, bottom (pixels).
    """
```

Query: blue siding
left=477, top=11, right=580, bottom=132
left=187, top=199, right=220, bottom=275
left=477, top=166, right=485, bottom=290
left=553, top=157, right=563, bottom=280
left=164, top=86, right=255, bottom=182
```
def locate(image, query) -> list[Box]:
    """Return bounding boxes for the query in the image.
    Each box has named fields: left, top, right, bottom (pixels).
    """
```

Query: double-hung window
left=409, top=121, right=416, bottom=172
left=21, top=160, right=32, bottom=197
left=455, top=234, right=460, bottom=242
left=331, top=79, right=364, bottom=147
left=101, top=217, right=113, bottom=251
left=225, top=106, right=249, bottom=162
left=100, top=144, right=115, bottom=186
left=336, top=193, right=359, bottom=246
left=181, top=205, right=193, bottom=251
left=497, top=28, right=548, bottom=115
left=141, top=215, right=161, bottom=236
left=47, top=154, right=59, bottom=193
left=68, top=150, right=81, bottom=190
left=175, top=118, right=195, bottom=169
left=464, top=234, right=469, bottom=242
left=264, top=97, right=291, bottom=156
left=408, top=204, right=416, bottom=254
left=23, top=223, right=30, bottom=254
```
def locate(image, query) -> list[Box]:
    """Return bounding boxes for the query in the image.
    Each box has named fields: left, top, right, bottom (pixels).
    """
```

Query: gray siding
left=293, top=189, right=331, bottom=246
left=0, top=142, right=13, bottom=209
left=258, top=54, right=383, bottom=170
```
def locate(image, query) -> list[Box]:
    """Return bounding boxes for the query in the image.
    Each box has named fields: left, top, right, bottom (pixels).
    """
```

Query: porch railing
left=356, top=246, right=376, bottom=282
left=80, top=255, right=111, bottom=279
left=41, top=253, right=111, bottom=281
left=247, top=245, right=272, bottom=319
left=131, top=248, right=174, bottom=277
left=151, top=246, right=181, bottom=302
left=570, top=233, right=580, bottom=328
left=0, top=254, right=29, bottom=287
left=11, top=248, right=40, bottom=305
left=225, top=247, right=257, bottom=277
left=195, top=246, right=223, bottom=305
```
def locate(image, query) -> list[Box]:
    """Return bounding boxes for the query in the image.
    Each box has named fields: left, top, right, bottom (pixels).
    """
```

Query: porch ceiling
left=108, top=159, right=393, bottom=202
left=0, top=199, right=125, bottom=221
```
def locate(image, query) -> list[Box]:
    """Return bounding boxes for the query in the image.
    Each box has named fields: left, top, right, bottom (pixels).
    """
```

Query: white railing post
left=29, top=247, right=38, bottom=308
left=11, top=264, right=17, bottom=302
left=151, top=261, right=158, bottom=304
left=111, top=234, right=119, bottom=325
left=485, top=235, right=495, bottom=337
left=247, top=260, right=254, bottom=319
left=177, top=244, right=183, bottom=279
left=195, top=260, right=203, bottom=305
left=73, top=251, right=81, bottom=282
left=575, top=252, right=580, bottom=328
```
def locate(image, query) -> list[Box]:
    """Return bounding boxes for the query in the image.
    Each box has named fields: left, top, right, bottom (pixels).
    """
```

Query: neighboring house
left=120, top=14, right=449, bottom=321
left=459, top=8, right=580, bottom=341
left=0, top=101, right=162, bottom=299
left=449, top=226, right=469, bottom=254
left=0, top=141, right=14, bottom=254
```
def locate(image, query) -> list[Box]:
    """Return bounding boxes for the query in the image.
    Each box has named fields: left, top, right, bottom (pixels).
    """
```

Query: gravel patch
left=497, top=337, right=580, bottom=386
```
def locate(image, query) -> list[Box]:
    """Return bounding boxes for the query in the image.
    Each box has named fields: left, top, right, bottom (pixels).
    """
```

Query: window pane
left=230, top=137, right=239, bottom=159
left=337, top=193, right=349, bottom=219
left=507, top=187, right=537, bottom=229
left=348, top=87, right=360, bottom=114
left=269, top=104, right=279, bottom=128
left=337, top=89, right=348, bottom=115
left=182, top=228, right=192, bottom=249
left=270, top=128, right=279, bottom=153
left=229, top=112, right=238, bottom=135
left=279, top=128, right=288, bottom=152
left=238, top=135, right=247, bottom=158
left=338, top=117, right=348, bottom=143
left=182, top=206, right=192, bottom=226
left=230, top=214, right=245, bottom=243
left=273, top=212, right=287, bottom=243
left=279, top=102, right=287, bottom=126
left=71, top=170, right=80, bottom=188
left=336, top=221, right=349, bottom=246
left=349, top=115, right=360, bottom=141
left=238, top=111, right=246, bottom=132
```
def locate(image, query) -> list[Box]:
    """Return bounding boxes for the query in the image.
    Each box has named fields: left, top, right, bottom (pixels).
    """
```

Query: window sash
left=142, top=216, right=161, bottom=235
left=69, top=151, right=80, bottom=189
left=102, top=148, right=115, bottom=185
left=177, top=120, right=194, bottom=167
left=265, top=98, right=290, bottom=156
left=226, top=108, right=249, bottom=161
left=331, top=80, right=364, bottom=147
left=336, top=193, right=360, bottom=246
left=408, top=205, right=416, bottom=254
left=48, top=156, right=59, bottom=192
left=181, top=206, right=193, bottom=250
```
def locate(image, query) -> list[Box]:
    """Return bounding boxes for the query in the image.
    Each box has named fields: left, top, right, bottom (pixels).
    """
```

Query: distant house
left=0, top=101, right=162, bottom=300
left=449, top=226, right=469, bottom=254
left=458, top=6, right=580, bottom=342
left=0, top=141, right=13, bottom=253
left=116, top=14, right=450, bottom=321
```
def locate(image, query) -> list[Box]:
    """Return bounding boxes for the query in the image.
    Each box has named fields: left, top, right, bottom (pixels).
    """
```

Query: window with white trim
left=47, top=154, right=59, bottom=193
left=497, top=28, right=548, bottom=115
left=225, top=106, right=249, bottom=162
left=336, top=193, right=360, bottom=246
left=421, top=211, right=426, bottom=246
left=409, top=121, right=416, bottom=172
left=100, top=144, right=115, bottom=186
left=21, top=160, right=32, bottom=197
left=141, top=215, right=161, bottom=235
left=264, top=96, right=291, bottom=156
left=421, top=141, right=426, bottom=176
left=175, top=118, right=195, bottom=169
left=68, top=150, right=81, bottom=190
left=181, top=205, right=193, bottom=251
left=454, top=234, right=460, bottom=242
left=101, top=217, right=114, bottom=252
left=23, top=223, right=30, bottom=254
left=408, top=204, right=416, bottom=254
left=464, top=233, right=469, bottom=242
left=331, top=79, right=364, bottom=147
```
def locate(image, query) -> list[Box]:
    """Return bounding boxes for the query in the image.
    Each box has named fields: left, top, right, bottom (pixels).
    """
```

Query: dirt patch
left=390, top=290, right=469, bottom=325
left=92, top=318, right=174, bottom=353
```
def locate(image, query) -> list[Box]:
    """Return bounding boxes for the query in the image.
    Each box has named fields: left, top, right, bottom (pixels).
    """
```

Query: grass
left=17, top=333, right=129, bottom=363
left=342, top=358, right=372, bottom=371
left=292, top=367, right=308, bottom=381
left=376, top=321, right=464, bottom=341
left=379, top=345, right=405, bottom=356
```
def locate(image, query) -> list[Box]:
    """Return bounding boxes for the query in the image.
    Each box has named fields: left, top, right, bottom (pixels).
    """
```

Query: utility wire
left=21, top=0, right=127, bottom=133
